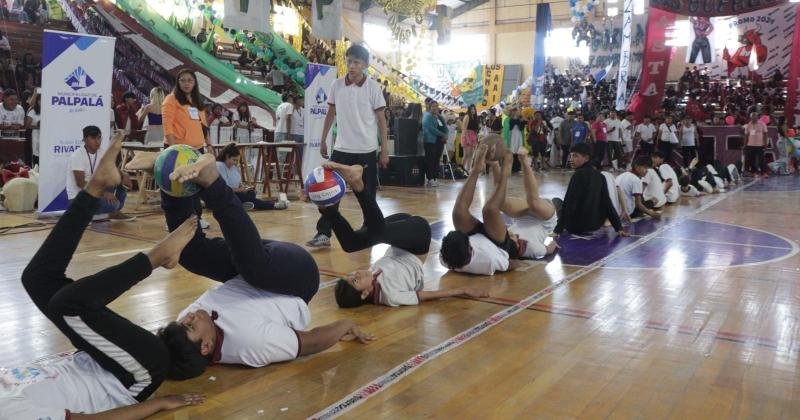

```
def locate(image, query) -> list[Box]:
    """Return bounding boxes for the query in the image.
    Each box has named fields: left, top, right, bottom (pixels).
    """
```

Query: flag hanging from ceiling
left=312, top=0, right=343, bottom=41
left=223, top=0, right=270, bottom=33
left=531, top=3, right=550, bottom=108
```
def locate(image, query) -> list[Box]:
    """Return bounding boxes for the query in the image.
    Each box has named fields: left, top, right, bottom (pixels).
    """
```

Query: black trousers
left=660, top=142, right=675, bottom=165
left=607, top=141, right=624, bottom=163
left=744, top=146, right=766, bottom=174
left=561, top=145, right=571, bottom=168
left=322, top=188, right=431, bottom=255
left=424, top=141, right=445, bottom=180
left=689, top=36, right=711, bottom=64
left=315, top=149, right=377, bottom=237
left=593, top=141, right=608, bottom=167
left=640, top=141, right=655, bottom=157
left=235, top=190, right=276, bottom=210
left=21, top=191, right=169, bottom=402
left=681, top=146, right=697, bottom=168
left=162, top=177, right=319, bottom=303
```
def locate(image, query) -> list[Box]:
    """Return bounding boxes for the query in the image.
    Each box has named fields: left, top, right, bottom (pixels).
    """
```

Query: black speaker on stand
left=394, top=118, right=419, bottom=156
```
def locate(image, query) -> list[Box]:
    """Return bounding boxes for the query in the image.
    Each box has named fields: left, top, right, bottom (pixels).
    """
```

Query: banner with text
left=786, top=5, right=800, bottom=128
left=615, top=0, right=634, bottom=110
left=481, top=64, right=505, bottom=110
left=650, top=0, right=788, bottom=17
left=532, top=3, right=550, bottom=108
left=39, top=30, right=115, bottom=215
left=628, top=9, right=676, bottom=121
left=303, top=63, right=337, bottom=177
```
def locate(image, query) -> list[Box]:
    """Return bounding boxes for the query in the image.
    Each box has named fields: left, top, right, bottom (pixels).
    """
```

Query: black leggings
left=424, top=141, right=445, bottom=180
left=162, top=177, right=319, bottom=303
left=593, top=141, right=608, bottom=168
left=21, top=192, right=169, bottom=402
left=681, top=146, right=697, bottom=168
left=315, top=150, right=377, bottom=237
left=660, top=142, right=675, bottom=165
left=235, top=190, right=276, bottom=210
left=745, top=146, right=766, bottom=174
left=322, top=188, right=431, bottom=255
left=561, top=145, right=571, bottom=168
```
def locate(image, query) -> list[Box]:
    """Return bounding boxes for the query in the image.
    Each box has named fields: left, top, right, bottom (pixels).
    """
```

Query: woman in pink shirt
left=744, top=112, right=768, bottom=177
left=591, top=112, right=608, bottom=168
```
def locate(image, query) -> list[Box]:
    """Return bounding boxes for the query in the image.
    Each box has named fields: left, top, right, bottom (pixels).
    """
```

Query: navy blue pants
left=161, top=177, right=319, bottom=303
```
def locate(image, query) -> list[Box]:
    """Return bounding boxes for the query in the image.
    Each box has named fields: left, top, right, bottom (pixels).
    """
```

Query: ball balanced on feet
left=155, top=145, right=201, bottom=197
left=304, top=167, right=346, bottom=207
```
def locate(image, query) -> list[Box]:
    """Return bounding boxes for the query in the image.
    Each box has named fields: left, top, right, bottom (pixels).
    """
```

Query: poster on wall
left=685, top=16, right=717, bottom=64
left=38, top=30, right=115, bottom=215
left=700, top=3, right=797, bottom=78
left=481, top=64, right=505, bottom=110
left=412, top=60, right=483, bottom=107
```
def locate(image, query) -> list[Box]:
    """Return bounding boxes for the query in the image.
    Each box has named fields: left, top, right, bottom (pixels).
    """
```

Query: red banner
left=786, top=5, right=800, bottom=129
left=649, top=0, right=788, bottom=17
left=628, top=9, right=677, bottom=121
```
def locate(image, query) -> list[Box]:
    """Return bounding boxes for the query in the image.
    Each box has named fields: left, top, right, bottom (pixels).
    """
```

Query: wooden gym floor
left=1, top=171, right=799, bottom=419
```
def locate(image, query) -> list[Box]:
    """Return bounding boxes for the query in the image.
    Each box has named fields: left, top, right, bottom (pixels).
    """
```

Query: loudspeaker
left=394, top=118, right=419, bottom=155
left=379, top=155, right=425, bottom=187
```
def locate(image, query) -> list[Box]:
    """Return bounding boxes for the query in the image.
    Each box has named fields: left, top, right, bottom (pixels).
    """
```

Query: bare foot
left=322, top=162, right=364, bottom=192
left=148, top=216, right=197, bottom=269
left=299, top=188, right=310, bottom=203
left=168, top=153, right=218, bottom=187
left=472, top=144, right=488, bottom=170
left=86, top=131, right=124, bottom=198
left=125, top=151, right=157, bottom=172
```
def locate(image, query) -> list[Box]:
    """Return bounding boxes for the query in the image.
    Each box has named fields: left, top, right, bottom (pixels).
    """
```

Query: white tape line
left=308, top=181, right=757, bottom=420
left=98, top=248, right=151, bottom=258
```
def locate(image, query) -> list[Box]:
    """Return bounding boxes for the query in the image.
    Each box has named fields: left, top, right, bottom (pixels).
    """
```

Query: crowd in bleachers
left=1, top=0, right=49, bottom=24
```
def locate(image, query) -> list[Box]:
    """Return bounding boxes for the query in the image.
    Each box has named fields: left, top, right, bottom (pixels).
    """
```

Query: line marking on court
left=98, top=248, right=152, bottom=258
left=308, top=179, right=757, bottom=420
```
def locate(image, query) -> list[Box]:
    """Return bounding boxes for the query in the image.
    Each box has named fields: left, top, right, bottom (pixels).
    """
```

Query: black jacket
left=554, top=162, right=623, bottom=234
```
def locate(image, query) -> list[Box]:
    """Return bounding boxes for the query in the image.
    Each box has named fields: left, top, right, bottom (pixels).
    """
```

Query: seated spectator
left=25, top=88, right=41, bottom=165
left=66, top=126, right=135, bottom=221
left=0, top=88, right=25, bottom=130
left=553, top=143, right=627, bottom=237
left=115, top=91, right=140, bottom=134
left=207, top=103, right=231, bottom=127
left=215, top=143, right=288, bottom=210
left=0, top=31, right=9, bottom=58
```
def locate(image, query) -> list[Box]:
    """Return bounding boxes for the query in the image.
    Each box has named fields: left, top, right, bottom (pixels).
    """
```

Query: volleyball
left=304, top=167, right=346, bottom=207
left=154, top=144, right=201, bottom=197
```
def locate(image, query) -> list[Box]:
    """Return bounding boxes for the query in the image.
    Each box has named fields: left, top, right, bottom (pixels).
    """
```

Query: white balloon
left=297, top=72, right=305, bottom=79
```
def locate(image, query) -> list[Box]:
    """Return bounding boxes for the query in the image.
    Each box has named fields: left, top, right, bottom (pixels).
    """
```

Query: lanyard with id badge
left=188, top=107, right=201, bottom=120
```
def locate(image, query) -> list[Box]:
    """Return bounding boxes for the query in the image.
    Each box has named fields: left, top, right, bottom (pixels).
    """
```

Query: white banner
left=615, top=0, right=633, bottom=111
left=38, top=30, right=115, bottom=215
left=303, top=63, right=337, bottom=177
left=311, top=0, right=342, bottom=41
left=223, top=0, right=270, bottom=33
left=685, top=16, right=717, bottom=64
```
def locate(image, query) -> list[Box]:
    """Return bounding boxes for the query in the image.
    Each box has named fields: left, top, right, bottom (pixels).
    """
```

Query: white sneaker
left=92, top=213, right=109, bottom=221
left=200, top=218, right=211, bottom=229
left=306, top=234, right=331, bottom=248
left=430, top=179, right=439, bottom=187
left=274, top=200, right=289, bottom=209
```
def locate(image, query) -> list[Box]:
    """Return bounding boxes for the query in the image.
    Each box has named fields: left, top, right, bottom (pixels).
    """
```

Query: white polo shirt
left=602, top=171, right=622, bottom=217
left=635, top=123, right=656, bottom=144
left=328, top=75, right=386, bottom=153
left=659, top=123, right=678, bottom=144
left=605, top=118, right=621, bottom=142
left=0, top=351, right=136, bottom=419
left=274, top=102, right=293, bottom=134
left=508, top=212, right=558, bottom=260
left=66, top=146, right=99, bottom=200
left=177, top=276, right=310, bottom=367
left=658, top=163, right=679, bottom=203
left=616, top=171, right=643, bottom=216
left=0, top=104, right=24, bottom=126
left=681, top=184, right=701, bottom=197
left=290, top=107, right=304, bottom=136
left=643, top=168, right=667, bottom=208
left=371, top=247, right=424, bottom=306
left=449, top=233, right=510, bottom=275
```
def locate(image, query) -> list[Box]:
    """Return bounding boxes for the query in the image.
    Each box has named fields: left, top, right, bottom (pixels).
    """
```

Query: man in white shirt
left=67, top=127, right=135, bottom=221
left=615, top=156, right=661, bottom=221
left=308, top=44, right=389, bottom=248
left=0, top=88, right=25, bottom=130
left=312, top=162, right=487, bottom=308
left=274, top=92, right=293, bottom=141
left=290, top=96, right=305, bottom=164
left=440, top=145, right=526, bottom=275
left=605, top=110, right=623, bottom=171
left=634, top=115, right=656, bottom=156
left=651, top=151, right=679, bottom=203
left=620, top=112, right=635, bottom=170
left=156, top=153, right=375, bottom=379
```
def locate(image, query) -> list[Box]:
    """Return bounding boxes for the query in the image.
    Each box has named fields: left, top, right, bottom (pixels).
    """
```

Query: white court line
left=98, top=248, right=151, bottom=258
left=308, top=180, right=757, bottom=420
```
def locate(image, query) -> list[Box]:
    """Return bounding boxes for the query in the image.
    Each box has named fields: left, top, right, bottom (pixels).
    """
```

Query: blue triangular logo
left=64, top=66, right=95, bottom=91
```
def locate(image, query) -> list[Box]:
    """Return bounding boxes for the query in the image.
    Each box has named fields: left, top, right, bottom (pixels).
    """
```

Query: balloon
left=296, top=71, right=305, bottom=79
left=788, top=129, right=797, bottom=137
left=725, top=116, right=735, bottom=125
left=759, top=115, right=770, bottom=125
